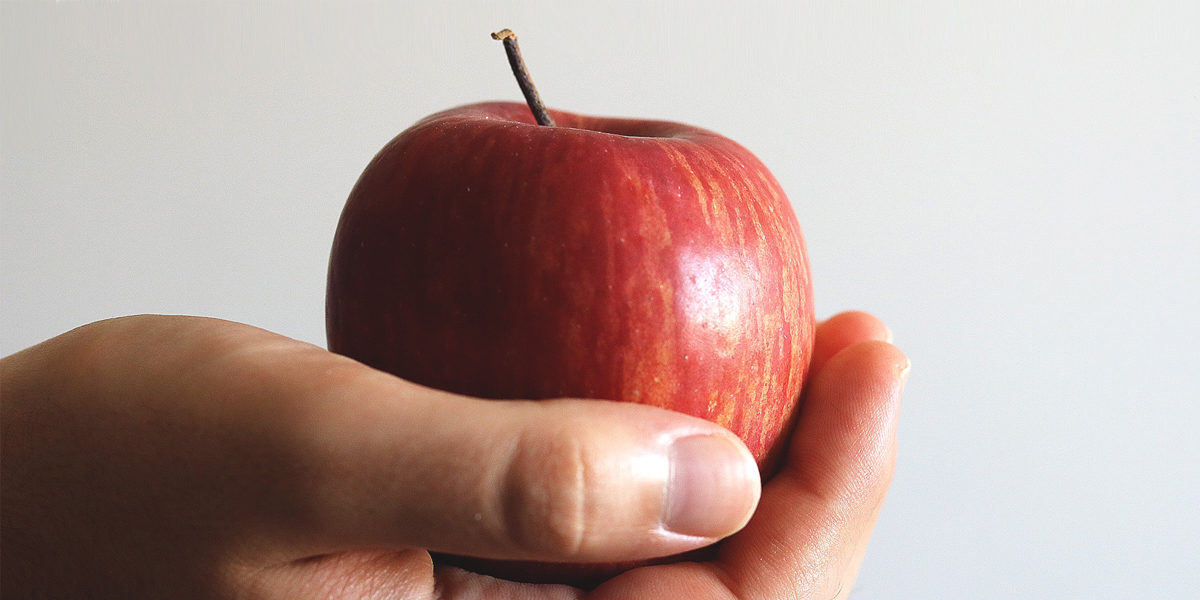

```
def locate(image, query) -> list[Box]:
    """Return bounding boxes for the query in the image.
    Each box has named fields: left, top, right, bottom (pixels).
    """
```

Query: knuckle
left=500, top=429, right=591, bottom=558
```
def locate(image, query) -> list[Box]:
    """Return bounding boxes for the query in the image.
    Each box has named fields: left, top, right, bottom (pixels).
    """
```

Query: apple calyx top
left=491, top=29, right=556, bottom=127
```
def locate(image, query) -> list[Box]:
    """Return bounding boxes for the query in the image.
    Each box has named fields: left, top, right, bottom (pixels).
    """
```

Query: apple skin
left=326, top=102, right=814, bottom=587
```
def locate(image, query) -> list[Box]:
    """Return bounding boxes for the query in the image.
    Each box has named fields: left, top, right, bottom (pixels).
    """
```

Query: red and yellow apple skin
left=326, top=102, right=814, bottom=586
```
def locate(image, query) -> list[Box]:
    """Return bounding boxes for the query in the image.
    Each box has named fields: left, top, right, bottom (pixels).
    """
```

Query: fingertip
left=662, top=433, right=761, bottom=539
left=823, top=339, right=909, bottom=408
left=531, top=400, right=761, bottom=544
left=819, top=311, right=889, bottom=338
left=811, top=311, right=893, bottom=375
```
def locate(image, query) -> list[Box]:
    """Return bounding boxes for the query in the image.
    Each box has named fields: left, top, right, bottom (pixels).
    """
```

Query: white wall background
left=3, top=2, right=1198, bottom=598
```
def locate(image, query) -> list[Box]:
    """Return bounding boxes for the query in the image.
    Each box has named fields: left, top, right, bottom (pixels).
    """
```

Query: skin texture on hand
left=0, top=311, right=906, bottom=599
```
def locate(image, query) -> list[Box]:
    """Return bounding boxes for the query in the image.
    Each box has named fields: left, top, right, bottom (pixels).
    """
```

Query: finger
left=244, top=551, right=583, bottom=600
left=233, top=550, right=436, bottom=600
left=287, top=376, right=762, bottom=564
left=712, top=340, right=908, bottom=599
left=432, top=563, right=584, bottom=600
left=810, top=311, right=892, bottom=375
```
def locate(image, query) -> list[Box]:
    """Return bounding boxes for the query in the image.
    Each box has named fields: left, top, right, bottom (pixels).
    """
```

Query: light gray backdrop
left=3, top=2, right=1198, bottom=598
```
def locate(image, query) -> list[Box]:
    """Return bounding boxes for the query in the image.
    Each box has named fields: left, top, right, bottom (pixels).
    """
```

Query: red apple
left=326, top=100, right=814, bottom=586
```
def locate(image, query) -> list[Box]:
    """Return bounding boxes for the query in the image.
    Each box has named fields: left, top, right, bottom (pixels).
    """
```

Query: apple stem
left=491, top=29, right=556, bottom=127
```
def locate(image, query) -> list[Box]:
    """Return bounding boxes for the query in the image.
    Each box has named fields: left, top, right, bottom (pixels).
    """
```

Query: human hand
left=0, top=311, right=905, bottom=598
left=1, top=315, right=758, bottom=598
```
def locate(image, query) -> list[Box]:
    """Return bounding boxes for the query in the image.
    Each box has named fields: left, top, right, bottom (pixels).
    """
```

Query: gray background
left=3, top=2, right=1198, bottom=598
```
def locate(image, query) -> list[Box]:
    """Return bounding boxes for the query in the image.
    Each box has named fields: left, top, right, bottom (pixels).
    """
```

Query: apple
left=326, top=31, right=814, bottom=588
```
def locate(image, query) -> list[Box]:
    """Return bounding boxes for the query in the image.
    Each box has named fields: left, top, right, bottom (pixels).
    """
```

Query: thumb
left=285, top=362, right=762, bottom=564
